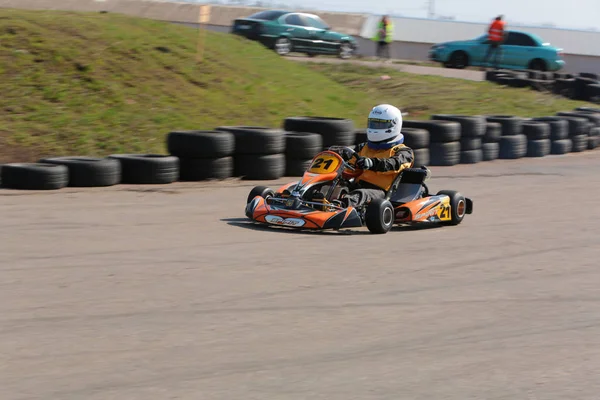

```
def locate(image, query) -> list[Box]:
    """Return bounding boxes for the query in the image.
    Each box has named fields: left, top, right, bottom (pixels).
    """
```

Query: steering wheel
left=328, top=146, right=359, bottom=171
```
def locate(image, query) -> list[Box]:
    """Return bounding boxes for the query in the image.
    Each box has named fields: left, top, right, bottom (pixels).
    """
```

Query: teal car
left=231, top=10, right=358, bottom=59
left=429, top=30, right=565, bottom=71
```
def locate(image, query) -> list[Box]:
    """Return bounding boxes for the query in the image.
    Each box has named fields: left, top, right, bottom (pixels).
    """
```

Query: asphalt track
left=2, top=152, right=600, bottom=400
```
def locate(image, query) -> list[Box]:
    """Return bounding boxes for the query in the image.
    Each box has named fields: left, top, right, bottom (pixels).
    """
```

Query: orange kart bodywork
left=245, top=147, right=473, bottom=233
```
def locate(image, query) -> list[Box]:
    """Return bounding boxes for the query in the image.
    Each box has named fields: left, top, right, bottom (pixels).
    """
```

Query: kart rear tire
left=436, top=190, right=467, bottom=226
left=247, top=185, right=275, bottom=204
left=365, top=198, right=395, bottom=234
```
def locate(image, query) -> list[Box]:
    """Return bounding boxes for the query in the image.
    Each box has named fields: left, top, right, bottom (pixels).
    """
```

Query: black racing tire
left=401, top=127, right=430, bottom=149
left=579, top=72, right=599, bottom=80
left=178, top=157, right=233, bottom=181
left=552, top=116, right=589, bottom=136
left=246, top=185, right=275, bottom=204
left=482, top=142, right=499, bottom=161
left=590, top=126, right=600, bottom=138
left=531, top=117, right=569, bottom=141
left=431, top=114, right=486, bottom=137
left=522, top=121, right=551, bottom=140
left=215, top=126, right=285, bottom=155
left=166, top=130, right=235, bottom=158
left=108, top=154, right=179, bottom=184
left=526, top=139, right=551, bottom=158
left=485, top=115, right=524, bottom=136
left=556, top=111, right=600, bottom=128
left=38, top=157, right=121, bottom=187
left=1, top=163, right=69, bottom=190
left=413, top=148, right=430, bottom=166
left=285, top=158, right=312, bottom=177
left=499, top=134, right=527, bottom=159
left=235, top=154, right=285, bottom=180
left=571, top=134, right=588, bottom=152
left=354, top=130, right=368, bottom=146
left=460, top=137, right=482, bottom=151
left=551, top=139, right=572, bottom=155
left=436, top=190, right=467, bottom=226
left=365, top=198, right=395, bottom=234
left=283, top=116, right=355, bottom=148
left=284, top=132, right=323, bottom=159
left=403, top=120, right=461, bottom=143
left=589, top=136, right=600, bottom=150
left=460, top=149, right=483, bottom=164
left=483, top=122, right=502, bottom=143
left=575, top=107, right=600, bottom=113
left=429, top=141, right=460, bottom=166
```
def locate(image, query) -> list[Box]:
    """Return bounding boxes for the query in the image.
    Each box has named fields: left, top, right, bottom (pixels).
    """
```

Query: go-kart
left=244, top=146, right=473, bottom=234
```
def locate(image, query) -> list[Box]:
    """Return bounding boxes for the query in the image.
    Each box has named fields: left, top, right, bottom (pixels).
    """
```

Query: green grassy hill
left=0, top=9, right=374, bottom=161
left=0, top=9, right=591, bottom=162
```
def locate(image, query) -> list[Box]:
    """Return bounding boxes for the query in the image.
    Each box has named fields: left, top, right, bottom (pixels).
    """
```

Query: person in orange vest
left=482, top=15, right=506, bottom=69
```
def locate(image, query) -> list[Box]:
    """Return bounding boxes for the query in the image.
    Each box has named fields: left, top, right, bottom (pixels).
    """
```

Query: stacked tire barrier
left=403, top=120, right=461, bottom=166
left=284, top=132, right=323, bottom=176
left=485, top=70, right=600, bottom=103
left=430, top=115, right=485, bottom=164
left=485, top=115, right=527, bottom=159
left=482, top=122, right=501, bottom=161
left=167, top=130, right=234, bottom=181
left=283, top=117, right=355, bottom=150
left=2, top=109, right=600, bottom=190
left=401, top=128, right=430, bottom=166
left=531, top=117, right=571, bottom=154
left=216, top=126, right=285, bottom=180
left=522, top=121, right=551, bottom=157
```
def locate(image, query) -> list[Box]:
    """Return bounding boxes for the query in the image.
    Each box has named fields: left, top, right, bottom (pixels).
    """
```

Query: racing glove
left=356, top=157, right=374, bottom=170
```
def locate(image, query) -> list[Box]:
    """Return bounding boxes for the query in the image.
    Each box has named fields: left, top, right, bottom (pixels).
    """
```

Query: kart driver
left=335, top=104, right=414, bottom=208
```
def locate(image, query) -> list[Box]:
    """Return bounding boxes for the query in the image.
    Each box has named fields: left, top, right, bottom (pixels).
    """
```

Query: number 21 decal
left=439, top=204, right=451, bottom=218
left=312, top=158, right=333, bottom=170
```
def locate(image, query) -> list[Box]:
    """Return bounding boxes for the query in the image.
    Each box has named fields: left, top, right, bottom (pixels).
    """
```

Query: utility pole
left=427, top=0, right=435, bottom=19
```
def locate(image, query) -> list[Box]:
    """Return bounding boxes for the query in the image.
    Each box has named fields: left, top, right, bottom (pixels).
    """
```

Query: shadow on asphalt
left=222, top=218, right=444, bottom=236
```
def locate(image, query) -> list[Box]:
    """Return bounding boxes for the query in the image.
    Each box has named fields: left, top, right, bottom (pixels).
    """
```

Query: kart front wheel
left=365, top=198, right=395, bottom=234
left=436, top=190, right=466, bottom=225
left=247, top=185, right=274, bottom=204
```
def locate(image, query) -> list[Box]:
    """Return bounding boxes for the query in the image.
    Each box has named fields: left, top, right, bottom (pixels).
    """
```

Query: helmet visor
left=368, top=118, right=394, bottom=130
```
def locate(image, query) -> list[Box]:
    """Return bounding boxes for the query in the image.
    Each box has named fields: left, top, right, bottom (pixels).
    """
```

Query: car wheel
left=449, top=51, right=469, bottom=69
left=274, top=37, right=292, bottom=56
left=338, top=42, right=354, bottom=59
left=365, top=198, right=395, bottom=234
left=436, top=190, right=467, bottom=226
left=528, top=59, right=547, bottom=71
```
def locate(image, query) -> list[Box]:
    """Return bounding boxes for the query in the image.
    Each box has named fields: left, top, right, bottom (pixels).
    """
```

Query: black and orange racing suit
left=341, top=140, right=414, bottom=208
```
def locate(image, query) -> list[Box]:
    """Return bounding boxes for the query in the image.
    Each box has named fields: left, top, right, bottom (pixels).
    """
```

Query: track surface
left=2, top=153, right=600, bottom=399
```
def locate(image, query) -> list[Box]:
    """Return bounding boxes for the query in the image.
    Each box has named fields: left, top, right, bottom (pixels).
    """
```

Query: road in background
left=1, top=153, right=600, bottom=399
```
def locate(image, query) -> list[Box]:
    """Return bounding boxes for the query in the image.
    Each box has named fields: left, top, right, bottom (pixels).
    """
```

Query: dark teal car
left=231, top=10, right=358, bottom=59
left=429, top=30, right=565, bottom=71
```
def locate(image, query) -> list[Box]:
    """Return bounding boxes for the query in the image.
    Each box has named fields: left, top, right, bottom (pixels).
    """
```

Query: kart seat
left=399, top=167, right=429, bottom=184
left=387, top=167, right=430, bottom=205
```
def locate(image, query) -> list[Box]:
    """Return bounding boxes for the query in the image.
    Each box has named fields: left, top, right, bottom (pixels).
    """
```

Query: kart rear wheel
left=247, top=185, right=275, bottom=204
left=436, top=190, right=467, bottom=225
left=365, top=198, right=395, bottom=234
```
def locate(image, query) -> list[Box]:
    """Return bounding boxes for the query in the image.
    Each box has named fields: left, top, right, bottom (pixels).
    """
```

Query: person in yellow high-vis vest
left=372, top=15, right=393, bottom=60
left=333, top=104, right=414, bottom=209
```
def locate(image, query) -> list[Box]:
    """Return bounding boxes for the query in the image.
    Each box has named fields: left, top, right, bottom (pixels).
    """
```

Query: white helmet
left=366, top=104, right=403, bottom=144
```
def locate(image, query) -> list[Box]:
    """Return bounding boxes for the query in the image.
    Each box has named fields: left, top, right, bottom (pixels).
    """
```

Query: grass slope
left=0, top=9, right=592, bottom=162
left=0, top=9, right=374, bottom=161
left=307, top=63, right=589, bottom=121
